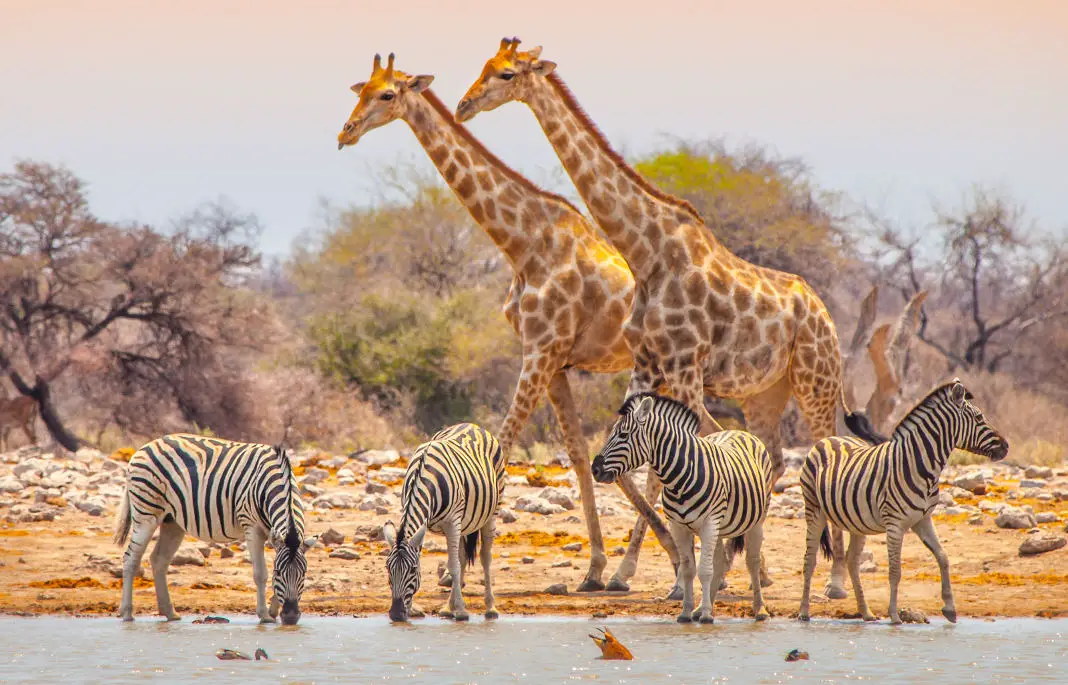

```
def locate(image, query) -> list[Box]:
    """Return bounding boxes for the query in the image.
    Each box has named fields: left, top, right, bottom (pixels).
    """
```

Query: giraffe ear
left=525, top=45, right=543, bottom=60
left=350, top=81, right=367, bottom=93
left=531, top=60, right=556, bottom=77
left=405, top=75, right=434, bottom=93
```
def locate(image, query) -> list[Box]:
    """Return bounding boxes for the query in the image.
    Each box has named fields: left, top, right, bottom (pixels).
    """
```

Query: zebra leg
left=119, top=517, right=159, bottom=621
left=547, top=371, right=607, bottom=592
left=246, top=528, right=274, bottom=623
left=669, top=520, right=697, bottom=623
left=846, top=532, right=876, bottom=621
left=149, top=521, right=185, bottom=621
left=913, top=517, right=956, bottom=623
left=443, top=520, right=469, bottom=621
left=745, top=525, right=770, bottom=621
left=480, top=520, right=499, bottom=620
left=798, top=512, right=827, bottom=622
left=693, top=519, right=724, bottom=624
left=885, top=524, right=905, bottom=625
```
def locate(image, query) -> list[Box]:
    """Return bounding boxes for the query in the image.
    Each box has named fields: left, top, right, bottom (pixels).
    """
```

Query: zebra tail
left=113, top=490, right=132, bottom=546
left=728, top=536, right=745, bottom=557
left=818, top=525, right=833, bottom=560
left=844, top=412, right=889, bottom=444
left=462, top=531, right=479, bottom=568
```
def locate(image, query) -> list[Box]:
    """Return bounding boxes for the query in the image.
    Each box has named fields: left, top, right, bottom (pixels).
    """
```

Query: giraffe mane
left=544, top=72, right=707, bottom=226
left=419, top=89, right=585, bottom=217
left=889, top=379, right=969, bottom=439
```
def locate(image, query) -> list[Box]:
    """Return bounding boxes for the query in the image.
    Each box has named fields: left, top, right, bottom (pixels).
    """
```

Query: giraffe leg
left=738, top=374, right=793, bottom=590
left=547, top=371, right=606, bottom=592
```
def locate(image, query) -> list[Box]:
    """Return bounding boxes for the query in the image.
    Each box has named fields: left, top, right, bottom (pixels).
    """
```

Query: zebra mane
left=275, top=445, right=300, bottom=550
left=889, top=379, right=969, bottom=440
left=619, top=392, right=701, bottom=434
left=396, top=447, right=429, bottom=546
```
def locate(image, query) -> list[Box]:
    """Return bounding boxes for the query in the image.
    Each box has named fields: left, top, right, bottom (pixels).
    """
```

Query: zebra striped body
left=114, top=434, right=312, bottom=625
left=383, top=422, right=505, bottom=622
left=592, top=393, right=774, bottom=624
left=799, top=378, right=1008, bottom=624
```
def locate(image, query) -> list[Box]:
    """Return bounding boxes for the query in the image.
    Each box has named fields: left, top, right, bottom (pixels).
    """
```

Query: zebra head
left=947, top=378, right=1009, bottom=461
left=382, top=520, right=427, bottom=622
left=269, top=525, right=316, bottom=625
left=591, top=394, right=658, bottom=484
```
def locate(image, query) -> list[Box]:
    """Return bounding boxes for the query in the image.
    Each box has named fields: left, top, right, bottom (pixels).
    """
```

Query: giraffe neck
left=523, top=73, right=705, bottom=279
left=404, top=90, right=570, bottom=270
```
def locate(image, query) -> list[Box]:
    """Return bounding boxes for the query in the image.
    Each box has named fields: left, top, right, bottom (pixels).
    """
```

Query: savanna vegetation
left=2, top=143, right=1066, bottom=466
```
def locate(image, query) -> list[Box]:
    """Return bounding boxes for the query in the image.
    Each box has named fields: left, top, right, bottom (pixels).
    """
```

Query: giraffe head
left=454, top=37, right=556, bottom=123
left=337, top=53, right=435, bottom=150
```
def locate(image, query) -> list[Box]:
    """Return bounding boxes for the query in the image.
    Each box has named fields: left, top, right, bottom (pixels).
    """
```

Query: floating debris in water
left=192, top=616, right=230, bottom=624
left=785, top=649, right=809, bottom=662
left=589, top=627, right=633, bottom=660
left=216, top=648, right=269, bottom=661
left=897, top=608, right=929, bottom=624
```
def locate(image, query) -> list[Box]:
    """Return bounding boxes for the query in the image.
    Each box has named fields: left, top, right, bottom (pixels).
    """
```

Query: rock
left=967, top=514, right=984, bottom=526
left=312, top=492, right=357, bottom=509
left=302, top=467, right=330, bottom=486
left=1019, top=479, right=1047, bottom=489
left=952, top=472, right=986, bottom=494
left=562, top=541, right=583, bottom=552
left=1019, top=533, right=1067, bottom=556
left=320, top=528, right=345, bottom=546
left=514, top=496, right=564, bottom=516
left=365, top=481, right=389, bottom=494
left=1036, top=512, right=1060, bottom=524
left=537, top=488, right=575, bottom=510
left=329, top=547, right=361, bottom=561
left=597, top=504, right=619, bottom=517
left=937, top=490, right=956, bottom=507
left=72, top=496, right=106, bottom=517
left=506, top=475, right=527, bottom=488
left=423, top=539, right=445, bottom=553
left=897, top=608, right=929, bottom=624
left=353, top=449, right=400, bottom=466
left=219, top=547, right=235, bottom=559
left=978, top=500, right=1006, bottom=514
left=301, top=483, right=323, bottom=498
left=612, top=546, right=626, bottom=556
left=198, top=544, right=213, bottom=558
left=322, top=456, right=349, bottom=470
left=773, top=476, right=800, bottom=494
left=521, top=556, right=535, bottom=564
left=354, top=524, right=384, bottom=542
left=85, top=553, right=142, bottom=578
left=544, top=583, right=568, bottom=595
left=358, top=494, right=389, bottom=511
left=948, top=486, right=973, bottom=500
left=551, top=560, right=572, bottom=568
left=860, top=560, right=877, bottom=573
left=995, top=507, right=1037, bottom=530
left=1025, top=466, right=1054, bottom=479
left=73, top=447, right=105, bottom=463
left=100, top=459, right=123, bottom=473
left=0, top=476, right=22, bottom=493
left=376, top=466, right=406, bottom=480
left=171, top=543, right=206, bottom=566
left=1036, top=493, right=1054, bottom=502
left=497, top=508, right=518, bottom=524
left=375, top=506, right=389, bottom=515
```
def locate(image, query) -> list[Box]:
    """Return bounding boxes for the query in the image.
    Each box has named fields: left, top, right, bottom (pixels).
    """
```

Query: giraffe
left=336, top=52, right=682, bottom=593
left=455, top=38, right=876, bottom=599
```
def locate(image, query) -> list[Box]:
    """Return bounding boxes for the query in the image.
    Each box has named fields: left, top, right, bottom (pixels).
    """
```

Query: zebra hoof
left=259, top=617, right=275, bottom=624
left=121, top=616, right=134, bottom=623
left=452, top=611, right=470, bottom=622
left=165, top=615, right=182, bottom=622
left=485, top=609, right=499, bottom=620
left=824, top=585, right=848, bottom=600
left=718, top=579, right=729, bottom=591
left=862, top=614, right=878, bottom=622
left=698, top=615, right=715, bottom=625
left=676, top=614, right=693, bottom=624
left=942, top=608, right=957, bottom=623
left=576, top=578, right=606, bottom=593
left=605, top=578, right=630, bottom=593
left=665, top=586, right=684, bottom=601
left=798, top=614, right=810, bottom=623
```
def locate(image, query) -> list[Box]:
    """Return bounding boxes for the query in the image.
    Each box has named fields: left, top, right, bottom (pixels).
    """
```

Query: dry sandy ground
left=1, top=462, right=1066, bottom=623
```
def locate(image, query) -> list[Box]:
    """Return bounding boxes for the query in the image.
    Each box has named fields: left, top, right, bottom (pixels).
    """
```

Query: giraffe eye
left=499, top=72, right=515, bottom=81
left=380, top=91, right=395, bottom=101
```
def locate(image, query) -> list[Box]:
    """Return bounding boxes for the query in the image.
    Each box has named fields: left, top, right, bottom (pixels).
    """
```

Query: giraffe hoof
left=798, top=614, right=810, bottom=623
left=121, top=616, right=134, bottom=623
left=754, top=610, right=769, bottom=622
left=863, top=614, right=878, bottom=622
left=665, top=586, right=684, bottom=601
left=718, top=579, right=729, bottom=591
left=452, top=611, right=470, bottom=622
left=605, top=578, right=630, bottom=593
left=824, top=585, right=848, bottom=600
left=760, top=576, right=774, bottom=588
left=676, top=614, right=693, bottom=624
left=485, top=609, right=499, bottom=620
left=942, top=608, right=957, bottom=623
left=576, top=578, right=606, bottom=593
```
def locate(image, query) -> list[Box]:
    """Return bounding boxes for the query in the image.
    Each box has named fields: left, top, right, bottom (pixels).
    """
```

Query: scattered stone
left=73, top=447, right=105, bottom=463
left=302, top=467, right=330, bottom=486
left=365, top=481, right=389, bottom=494
left=521, top=556, right=535, bottom=564
left=219, top=547, right=235, bottom=559
left=1036, top=512, right=1060, bottom=524
left=967, top=514, right=984, bottom=526
left=978, top=500, right=1006, bottom=514
left=312, top=492, right=357, bottom=509
left=72, top=496, right=106, bottom=517
left=948, top=486, right=973, bottom=500
left=320, top=528, right=345, bottom=546
left=995, top=507, right=1037, bottom=530
left=329, top=547, right=361, bottom=561
left=198, top=544, right=213, bottom=558
left=0, top=476, right=23, bottom=493
left=514, top=496, right=565, bottom=516
left=300, top=483, right=323, bottom=498
left=612, top=546, right=626, bottom=556
left=85, top=553, right=142, bottom=578
left=353, top=449, right=400, bottom=466
left=375, top=506, right=389, bottom=515
left=100, top=459, right=123, bottom=473
left=423, top=539, right=445, bottom=553
left=1019, top=479, right=1047, bottom=489
left=952, top=472, right=986, bottom=495
left=1019, top=533, right=1066, bottom=556
left=937, top=490, right=956, bottom=507
left=897, top=608, right=929, bottom=624
left=562, top=542, right=583, bottom=552
left=551, top=560, right=572, bottom=568
left=544, top=583, right=568, bottom=595
left=358, top=494, right=390, bottom=511
left=171, top=543, right=206, bottom=567
left=1036, top=493, right=1054, bottom=502
left=859, top=559, right=877, bottom=573
left=497, top=508, right=518, bottom=524
left=1024, top=466, right=1054, bottom=479
left=354, top=524, right=383, bottom=542
left=539, top=487, right=576, bottom=510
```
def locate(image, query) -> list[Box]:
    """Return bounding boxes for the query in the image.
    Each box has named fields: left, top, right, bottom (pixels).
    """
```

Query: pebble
left=952, top=472, right=987, bottom=495
left=1024, top=466, right=1054, bottom=479
left=514, top=495, right=564, bottom=516
left=1019, top=479, right=1047, bottom=489
left=544, top=583, right=568, bottom=595
left=1019, top=533, right=1067, bottom=556
left=320, top=528, right=345, bottom=546
left=521, top=556, right=535, bottom=564
left=1036, top=512, right=1060, bottom=524
left=329, top=547, right=361, bottom=561
left=219, top=547, right=235, bottom=559
left=562, top=542, right=583, bottom=552
left=172, top=543, right=206, bottom=566
left=365, top=481, right=389, bottom=494
left=994, top=507, right=1036, bottom=530
left=551, top=560, right=572, bottom=568
left=302, top=467, right=330, bottom=486
left=538, top=487, right=576, bottom=510
left=497, top=508, right=518, bottom=523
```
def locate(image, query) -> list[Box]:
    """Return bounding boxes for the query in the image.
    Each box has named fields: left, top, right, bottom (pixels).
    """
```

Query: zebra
left=113, top=433, right=315, bottom=625
left=799, top=377, right=1008, bottom=625
left=382, top=422, right=505, bottom=623
left=591, top=392, right=775, bottom=624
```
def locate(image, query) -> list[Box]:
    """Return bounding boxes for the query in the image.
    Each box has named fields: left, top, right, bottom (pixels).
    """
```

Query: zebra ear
left=382, top=521, right=397, bottom=547
left=633, top=396, right=655, bottom=424
left=302, top=535, right=319, bottom=551
left=409, top=525, right=427, bottom=550
left=949, top=379, right=967, bottom=405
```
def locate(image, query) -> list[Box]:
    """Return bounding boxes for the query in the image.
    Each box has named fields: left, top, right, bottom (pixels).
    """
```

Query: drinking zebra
left=114, top=434, right=314, bottom=624
left=799, top=378, right=1008, bottom=624
left=382, top=422, right=505, bottom=623
left=591, top=393, right=774, bottom=624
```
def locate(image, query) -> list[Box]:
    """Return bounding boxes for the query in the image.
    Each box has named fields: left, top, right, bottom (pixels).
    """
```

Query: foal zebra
left=799, top=378, right=1008, bottom=624
left=382, top=422, right=505, bottom=623
left=114, top=434, right=314, bottom=624
left=591, top=393, right=774, bottom=624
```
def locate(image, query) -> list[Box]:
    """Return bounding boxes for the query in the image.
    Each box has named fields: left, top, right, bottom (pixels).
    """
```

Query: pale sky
left=2, top=0, right=1066, bottom=257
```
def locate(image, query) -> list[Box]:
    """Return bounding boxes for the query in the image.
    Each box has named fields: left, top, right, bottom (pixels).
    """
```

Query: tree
left=0, top=160, right=272, bottom=450
left=871, top=187, right=1068, bottom=376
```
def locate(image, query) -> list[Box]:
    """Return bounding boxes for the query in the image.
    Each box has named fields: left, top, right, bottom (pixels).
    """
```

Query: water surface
left=1, top=615, right=1063, bottom=684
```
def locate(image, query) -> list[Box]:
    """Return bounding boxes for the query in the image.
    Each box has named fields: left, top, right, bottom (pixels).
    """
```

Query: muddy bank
left=1, top=445, right=1066, bottom=621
